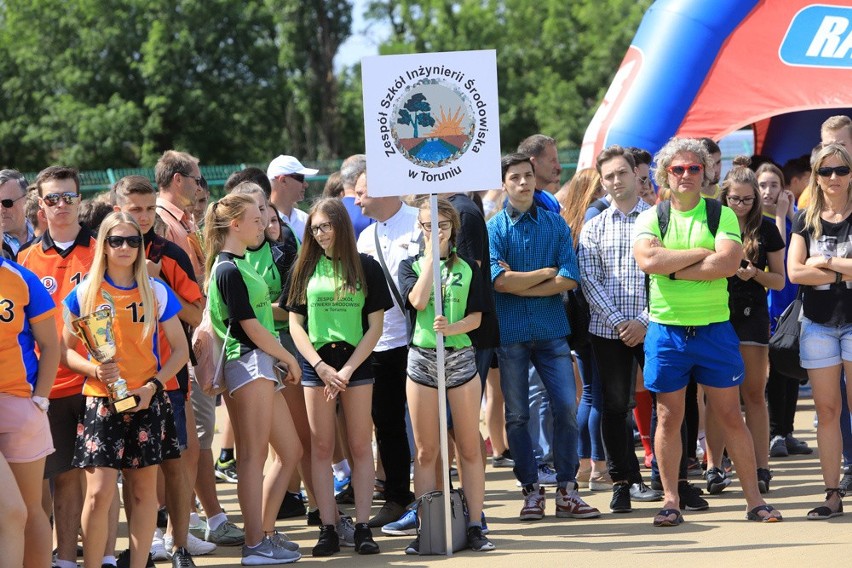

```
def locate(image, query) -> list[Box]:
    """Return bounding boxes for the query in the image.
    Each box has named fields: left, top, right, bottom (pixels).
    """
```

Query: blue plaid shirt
left=487, top=203, right=580, bottom=345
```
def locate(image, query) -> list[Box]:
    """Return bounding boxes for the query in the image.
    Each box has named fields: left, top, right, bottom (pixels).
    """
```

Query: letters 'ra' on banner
left=362, top=49, right=502, bottom=198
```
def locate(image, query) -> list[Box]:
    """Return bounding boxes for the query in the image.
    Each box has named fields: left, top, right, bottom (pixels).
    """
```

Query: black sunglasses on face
left=287, top=173, right=306, bottom=183
left=179, top=172, right=203, bottom=186
left=817, top=166, right=851, bottom=177
left=106, top=235, right=143, bottom=249
left=0, top=194, right=25, bottom=208
left=42, top=192, right=80, bottom=206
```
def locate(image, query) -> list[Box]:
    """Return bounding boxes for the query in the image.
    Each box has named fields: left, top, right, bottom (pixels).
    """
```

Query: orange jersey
left=0, top=258, right=56, bottom=397
left=17, top=227, right=96, bottom=398
left=64, top=276, right=182, bottom=396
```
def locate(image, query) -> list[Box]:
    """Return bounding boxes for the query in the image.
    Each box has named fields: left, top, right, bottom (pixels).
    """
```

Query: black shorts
left=730, top=303, right=770, bottom=346
left=44, top=393, right=86, bottom=479
left=73, top=392, right=181, bottom=470
left=300, top=342, right=374, bottom=388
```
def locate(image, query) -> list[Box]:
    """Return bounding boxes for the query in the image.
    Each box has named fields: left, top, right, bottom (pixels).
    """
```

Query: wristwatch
left=32, top=395, right=50, bottom=411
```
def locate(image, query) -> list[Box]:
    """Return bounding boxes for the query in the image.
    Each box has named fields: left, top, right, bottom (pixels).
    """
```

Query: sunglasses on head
left=0, top=194, right=25, bottom=208
left=817, top=166, right=851, bottom=177
left=666, top=164, right=704, bottom=176
left=106, top=235, right=143, bottom=249
left=42, top=192, right=80, bottom=206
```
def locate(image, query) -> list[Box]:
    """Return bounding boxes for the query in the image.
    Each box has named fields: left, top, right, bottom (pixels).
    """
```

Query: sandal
left=746, top=504, right=782, bottom=523
left=653, top=508, right=684, bottom=527
left=807, top=488, right=844, bottom=520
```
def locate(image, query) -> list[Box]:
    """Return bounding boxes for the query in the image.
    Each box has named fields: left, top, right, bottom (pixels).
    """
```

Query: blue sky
left=334, top=0, right=387, bottom=70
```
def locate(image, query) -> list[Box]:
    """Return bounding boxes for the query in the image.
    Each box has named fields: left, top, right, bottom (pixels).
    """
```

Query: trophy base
left=112, top=395, right=139, bottom=413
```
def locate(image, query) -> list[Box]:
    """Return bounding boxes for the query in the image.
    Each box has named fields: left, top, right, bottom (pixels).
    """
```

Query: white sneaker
left=164, top=532, right=217, bottom=556
left=151, top=529, right=170, bottom=561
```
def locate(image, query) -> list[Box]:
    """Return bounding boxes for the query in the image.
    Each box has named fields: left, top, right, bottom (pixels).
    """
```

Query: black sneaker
left=278, top=491, right=307, bottom=520
left=312, top=525, right=340, bottom=557
left=706, top=467, right=731, bottom=495
left=171, top=547, right=195, bottom=568
left=404, top=536, right=420, bottom=555
left=156, top=506, right=168, bottom=529
left=367, top=500, right=406, bottom=528
left=466, top=525, right=495, bottom=552
left=757, top=468, right=772, bottom=494
left=307, top=508, right=321, bottom=526
left=609, top=482, right=633, bottom=513
left=335, top=484, right=355, bottom=505
left=116, top=550, right=154, bottom=568
left=679, top=480, right=709, bottom=511
left=841, top=466, right=852, bottom=492
left=650, top=477, right=663, bottom=491
left=353, top=522, right=380, bottom=555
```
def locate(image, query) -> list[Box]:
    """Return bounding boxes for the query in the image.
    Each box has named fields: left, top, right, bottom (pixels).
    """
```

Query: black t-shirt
left=727, top=217, right=785, bottom=314
left=792, top=209, right=852, bottom=325
left=447, top=193, right=500, bottom=349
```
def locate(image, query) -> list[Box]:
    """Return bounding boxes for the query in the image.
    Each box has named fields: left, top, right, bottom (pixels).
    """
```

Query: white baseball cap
left=267, top=155, right=319, bottom=179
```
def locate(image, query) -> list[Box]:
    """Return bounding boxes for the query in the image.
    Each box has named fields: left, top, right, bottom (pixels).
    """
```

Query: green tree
left=397, top=93, right=435, bottom=138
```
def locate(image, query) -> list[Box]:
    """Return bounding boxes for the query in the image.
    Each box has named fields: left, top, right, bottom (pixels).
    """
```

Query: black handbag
left=768, top=288, right=808, bottom=381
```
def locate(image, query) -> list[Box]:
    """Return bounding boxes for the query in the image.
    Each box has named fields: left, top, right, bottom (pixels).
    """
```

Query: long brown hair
left=287, top=198, right=365, bottom=304
left=558, top=168, right=601, bottom=247
left=414, top=196, right=461, bottom=268
left=202, top=193, right=257, bottom=293
left=720, top=156, right=762, bottom=263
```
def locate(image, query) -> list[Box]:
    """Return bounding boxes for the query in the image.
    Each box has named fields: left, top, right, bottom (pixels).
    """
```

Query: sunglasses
left=179, top=172, right=203, bottom=186
left=42, top=192, right=80, bottom=206
left=0, top=194, right=25, bottom=208
left=310, top=222, right=333, bottom=236
left=106, top=235, right=143, bottom=249
left=666, top=164, right=704, bottom=176
left=287, top=173, right=306, bottom=183
left=817, top=166, right=851, bottom=177
left=420, top=221, right=452, bottom=233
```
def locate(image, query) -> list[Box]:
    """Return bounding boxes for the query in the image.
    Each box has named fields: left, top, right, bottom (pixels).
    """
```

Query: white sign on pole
left=361, top=49, right=502, bottom=198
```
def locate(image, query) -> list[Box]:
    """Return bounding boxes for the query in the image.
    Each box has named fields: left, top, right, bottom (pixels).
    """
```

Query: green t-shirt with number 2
left=633, top=199, right=742, bottom=326
left=398, top=254, right=487, bottom=349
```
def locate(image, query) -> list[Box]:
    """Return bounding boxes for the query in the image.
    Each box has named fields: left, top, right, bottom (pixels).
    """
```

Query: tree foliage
left=0, top=0, right=649, bottom=169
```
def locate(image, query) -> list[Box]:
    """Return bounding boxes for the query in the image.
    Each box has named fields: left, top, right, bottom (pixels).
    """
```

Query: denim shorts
left=300, top=342, right=374, bottom=388
left=799, top=316, right=852, bottom=369
left=644, top=321, right=745, bottom=393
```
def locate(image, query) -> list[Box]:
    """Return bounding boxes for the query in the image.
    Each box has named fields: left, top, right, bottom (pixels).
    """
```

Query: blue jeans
left=575, top=343, right=604, bottom=461
left=499, top=338, right=578, bottom=486
left=526, top=366, right=553, bottom=464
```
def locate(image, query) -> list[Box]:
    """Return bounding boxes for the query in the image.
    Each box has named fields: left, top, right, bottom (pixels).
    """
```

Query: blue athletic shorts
left=643, top=321, right=744, bottom=393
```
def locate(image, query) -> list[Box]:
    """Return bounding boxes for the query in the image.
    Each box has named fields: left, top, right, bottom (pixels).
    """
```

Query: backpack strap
left=704, top=197, right=722, bottom=236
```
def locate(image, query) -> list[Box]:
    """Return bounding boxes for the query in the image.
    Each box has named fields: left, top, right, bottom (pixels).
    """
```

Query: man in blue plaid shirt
left=488, top=153, right=599, bottom=522
left=579, top=145, right=660, bottom=515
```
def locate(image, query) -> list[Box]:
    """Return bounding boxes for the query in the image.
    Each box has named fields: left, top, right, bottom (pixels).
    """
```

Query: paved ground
left=115, top=389, right=850, bottom=566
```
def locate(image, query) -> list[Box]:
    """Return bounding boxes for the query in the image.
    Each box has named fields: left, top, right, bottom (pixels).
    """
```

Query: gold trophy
left=70, top=308, right=139, bottom=413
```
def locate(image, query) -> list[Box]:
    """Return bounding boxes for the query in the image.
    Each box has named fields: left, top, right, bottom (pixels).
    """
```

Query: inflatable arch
left=578, top=0, right=852, bottom=169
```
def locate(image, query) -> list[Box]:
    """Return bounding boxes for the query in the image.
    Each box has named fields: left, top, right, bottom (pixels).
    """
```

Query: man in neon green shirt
left=633, top=137, right=783, bottom=527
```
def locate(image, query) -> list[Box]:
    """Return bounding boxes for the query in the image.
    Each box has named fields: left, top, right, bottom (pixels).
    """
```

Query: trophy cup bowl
left=71, top=308, right=139, bottom=413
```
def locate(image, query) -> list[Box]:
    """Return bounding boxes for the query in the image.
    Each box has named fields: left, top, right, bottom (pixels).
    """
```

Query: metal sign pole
left=429, top=193, right=454, bottom=557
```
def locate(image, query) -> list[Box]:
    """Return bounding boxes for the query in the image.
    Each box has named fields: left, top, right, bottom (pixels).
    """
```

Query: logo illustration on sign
left=392, top=80, right=474, bottom=168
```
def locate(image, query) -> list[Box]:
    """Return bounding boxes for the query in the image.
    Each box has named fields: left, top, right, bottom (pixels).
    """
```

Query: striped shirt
left=579, top=199, right=650, bottom=340
left=487, top=203, right=580, bottom=345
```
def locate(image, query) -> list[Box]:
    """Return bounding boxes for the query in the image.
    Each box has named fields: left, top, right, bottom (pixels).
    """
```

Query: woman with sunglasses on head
left=203, top=193, right=303, bottom=564
left=61, top=212, right=188, bottom=568
left=788, top=144, right=852, bottom=520
left=707, top=157, right=785, bottom=496
left=398, top=197, right=494, bottom=554
left=286, top=198, right=391, bottom=557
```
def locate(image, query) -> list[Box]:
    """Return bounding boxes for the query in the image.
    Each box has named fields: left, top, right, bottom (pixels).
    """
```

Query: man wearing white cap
left=268, top=155, right=318, bottom=242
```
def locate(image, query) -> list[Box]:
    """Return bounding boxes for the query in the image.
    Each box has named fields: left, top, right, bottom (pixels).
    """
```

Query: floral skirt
left=72, top=392, right=181, bottom=470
